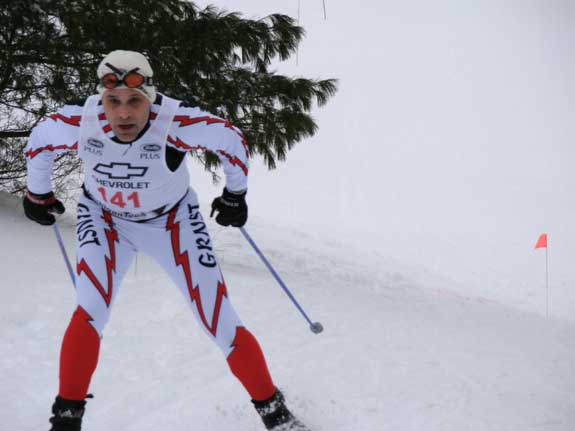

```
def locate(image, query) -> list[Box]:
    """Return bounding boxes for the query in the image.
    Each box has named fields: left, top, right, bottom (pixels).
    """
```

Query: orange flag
left=535, top=233, right=548, bottom=249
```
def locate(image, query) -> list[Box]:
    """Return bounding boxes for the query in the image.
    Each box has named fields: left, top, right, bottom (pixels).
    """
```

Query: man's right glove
left=210, top=188, right=248, bottom=227
left=23, top=191, right=65, bottom=226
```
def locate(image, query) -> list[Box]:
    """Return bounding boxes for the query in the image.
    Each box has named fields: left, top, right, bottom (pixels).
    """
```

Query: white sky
left=193, top=1, right=575, bottom=319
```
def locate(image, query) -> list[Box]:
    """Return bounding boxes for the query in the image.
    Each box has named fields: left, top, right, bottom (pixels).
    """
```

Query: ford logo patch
left=88, top=138, right=104, bottom=148
left=143, top=144, right=162, bottom=152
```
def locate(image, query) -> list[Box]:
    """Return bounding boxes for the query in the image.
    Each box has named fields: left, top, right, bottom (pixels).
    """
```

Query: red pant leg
left=227, top=327, right=276, bottom=401
left=58, top=306, right=100, bottom=400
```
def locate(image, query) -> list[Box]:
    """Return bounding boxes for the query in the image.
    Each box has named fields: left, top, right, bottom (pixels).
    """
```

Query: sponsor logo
left=93, top=162, right=148, bottom=179
left=88, top=138, right=104, bottom=149
left=105, top=208, right=149, bottom=220
left=140, top=143, right=162, bottom=160
left=94, top=178, right=150, bottom=189
left=85, top=138, right=104, bottom=155
left=187, top=204, right=217, bottom=268
left=143, top=143, right=161, bottom=152
left=76, top=203, right=101, bottom=248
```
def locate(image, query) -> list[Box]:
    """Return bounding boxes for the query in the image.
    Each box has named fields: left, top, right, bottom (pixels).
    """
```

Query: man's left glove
left=23, top=191, right=65, bottom=226
left=210, top=188, right=248, bottom=227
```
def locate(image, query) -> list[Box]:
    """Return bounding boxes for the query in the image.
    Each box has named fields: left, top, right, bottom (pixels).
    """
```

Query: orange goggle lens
left=100, top=72, right=147, bottom=89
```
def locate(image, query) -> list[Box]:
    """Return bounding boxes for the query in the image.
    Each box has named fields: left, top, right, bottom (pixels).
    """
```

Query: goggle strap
left=103, top=64, right=146, bottom=80
left=104, top=62, right=124, bottom=75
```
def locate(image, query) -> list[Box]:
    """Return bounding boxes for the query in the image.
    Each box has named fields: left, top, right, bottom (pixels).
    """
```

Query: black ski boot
left=48, top=396, right=89, bottom=431
left=252, top=389, right=309, bottom=431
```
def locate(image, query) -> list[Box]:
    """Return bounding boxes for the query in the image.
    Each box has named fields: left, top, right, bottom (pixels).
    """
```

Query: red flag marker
left=535, top=233, right=548, bottom=249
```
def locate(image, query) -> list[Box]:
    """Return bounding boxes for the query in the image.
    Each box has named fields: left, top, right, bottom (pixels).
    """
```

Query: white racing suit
left=26, top=93, right=275, bottom=402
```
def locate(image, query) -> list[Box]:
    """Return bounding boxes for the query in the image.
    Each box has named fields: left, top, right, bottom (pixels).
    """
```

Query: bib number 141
left=97, top=187, right=141, bottom=209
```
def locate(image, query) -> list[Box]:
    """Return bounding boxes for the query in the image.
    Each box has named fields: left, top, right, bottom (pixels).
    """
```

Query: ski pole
left=53, top=223, right=76, bottom=286
left=239, top=227, right=323, bottom=334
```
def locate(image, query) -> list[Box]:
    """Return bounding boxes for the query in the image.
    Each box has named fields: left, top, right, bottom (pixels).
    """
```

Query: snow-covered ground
left=3, top=2, right=574, bottom=429
left=2, top=191, right=575, bottom=431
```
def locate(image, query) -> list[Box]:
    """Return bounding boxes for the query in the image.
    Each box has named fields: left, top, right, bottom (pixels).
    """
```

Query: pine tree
left=0, top=0, right=337, bottom=194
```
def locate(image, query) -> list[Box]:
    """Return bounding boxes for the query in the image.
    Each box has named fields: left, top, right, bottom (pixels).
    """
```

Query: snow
left=2, top=191, right=575, bottom=430
left=3, top=1, right=575, bottom=429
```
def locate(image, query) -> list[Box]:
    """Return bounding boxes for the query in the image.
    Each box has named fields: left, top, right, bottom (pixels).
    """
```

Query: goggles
left=100, top=68, right=153, bottom=90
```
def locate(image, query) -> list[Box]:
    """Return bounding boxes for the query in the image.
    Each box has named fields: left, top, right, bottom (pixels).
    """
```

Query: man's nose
left=118, top=106, right=131, bottom=119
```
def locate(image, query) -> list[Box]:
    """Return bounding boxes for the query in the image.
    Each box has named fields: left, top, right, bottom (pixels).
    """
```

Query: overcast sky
left=191, top=1, right=574, bottom=319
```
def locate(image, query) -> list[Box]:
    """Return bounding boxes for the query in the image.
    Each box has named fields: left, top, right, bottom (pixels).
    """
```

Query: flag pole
left=545, top=245, right=549, bottom=319
left=535, top=232, right=549, bottom=319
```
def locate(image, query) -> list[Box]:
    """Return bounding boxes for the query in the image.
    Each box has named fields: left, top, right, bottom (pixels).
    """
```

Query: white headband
left=96, top=50, right=156, bottom=103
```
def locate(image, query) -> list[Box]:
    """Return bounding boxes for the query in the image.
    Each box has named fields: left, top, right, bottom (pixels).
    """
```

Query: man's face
left=101, top=88, right=151, bottom=142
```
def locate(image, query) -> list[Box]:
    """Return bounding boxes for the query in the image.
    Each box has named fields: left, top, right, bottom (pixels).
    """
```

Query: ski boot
left=253, top=389, right=309, bottom=430
left=48, top=396, right=89, bottom=431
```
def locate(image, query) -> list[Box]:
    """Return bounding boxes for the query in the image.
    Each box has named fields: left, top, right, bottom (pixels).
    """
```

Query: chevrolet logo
left=93, top=163, right=148, bottom=179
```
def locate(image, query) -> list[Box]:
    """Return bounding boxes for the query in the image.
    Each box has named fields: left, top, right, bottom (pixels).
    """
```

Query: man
left=24, top=50, right=308, bottom=431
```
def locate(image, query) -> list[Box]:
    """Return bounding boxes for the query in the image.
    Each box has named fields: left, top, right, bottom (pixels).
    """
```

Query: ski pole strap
left=239, top=227, right=314, bottom=326
left=53, top=223, right=76, bottom=286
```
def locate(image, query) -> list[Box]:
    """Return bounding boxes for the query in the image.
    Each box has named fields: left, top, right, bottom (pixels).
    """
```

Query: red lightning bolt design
left=98, top=112, right=112, bottom=135
left=166, top=206, right=228, bottom=337
left=25, top=142, right=78, bottom=159
left=217, top=150, right=249, bottom=175
left=166, top=136, right=248, bottom=176
left=77, top=211, right=118, bottom=307
left=48, top=113, right=82, bottom=126
left=167, top=135, right=208, bottom=152
left=172, top=115, right=250, bottom=159
left=173, top=115, right=234, bottom=129
left=237, top=131, right=250, bottom=159
left=188, top=281, right=228, bottom=337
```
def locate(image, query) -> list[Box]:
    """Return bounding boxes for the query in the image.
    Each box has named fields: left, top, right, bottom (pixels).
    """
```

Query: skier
left=23, top=50, right=308, bottom=431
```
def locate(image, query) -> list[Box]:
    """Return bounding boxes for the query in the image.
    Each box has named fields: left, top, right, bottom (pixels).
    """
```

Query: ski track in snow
left=1, top=192, right=575, bottom=431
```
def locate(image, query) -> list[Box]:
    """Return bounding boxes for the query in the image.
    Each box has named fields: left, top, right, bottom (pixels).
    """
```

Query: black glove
left=210, top=188, right=248, bottom=227
left=23, top=191, right=65, bottom=226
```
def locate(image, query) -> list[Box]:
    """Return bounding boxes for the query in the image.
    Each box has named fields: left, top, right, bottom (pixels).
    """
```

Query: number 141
left=97, top=188, right=141, bottom=209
